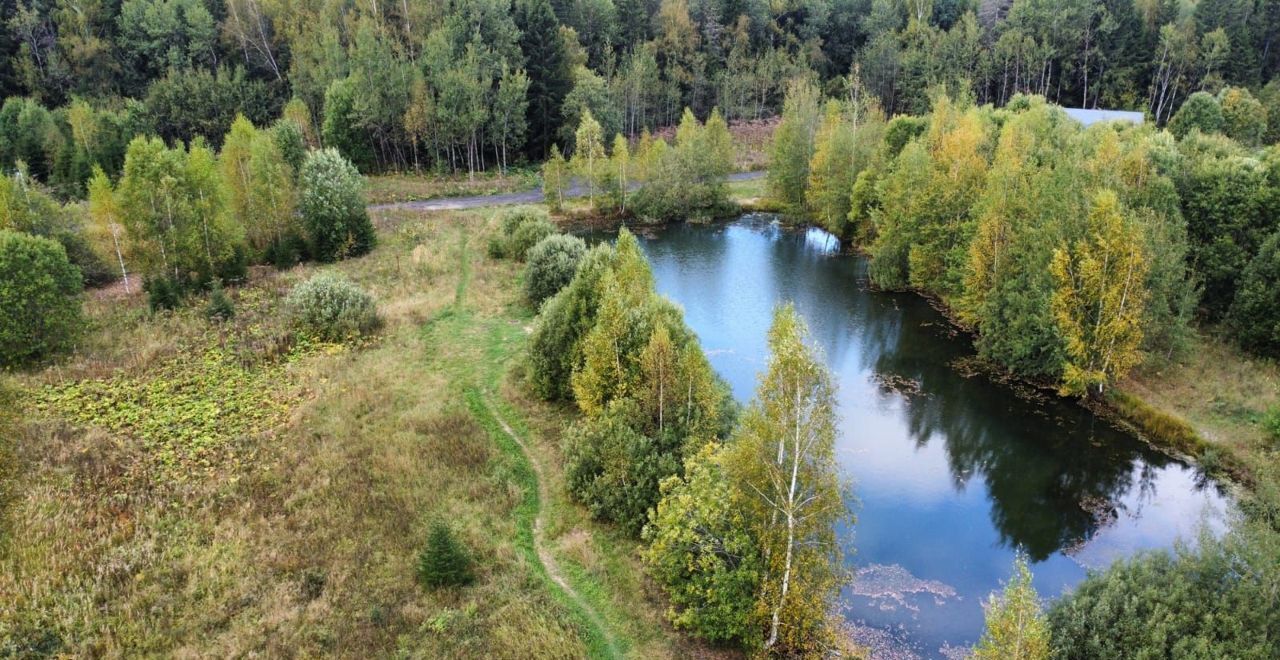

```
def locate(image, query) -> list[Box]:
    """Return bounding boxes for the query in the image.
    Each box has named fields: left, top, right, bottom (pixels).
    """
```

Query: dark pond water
left=595, top=215, right=1230, bottom=658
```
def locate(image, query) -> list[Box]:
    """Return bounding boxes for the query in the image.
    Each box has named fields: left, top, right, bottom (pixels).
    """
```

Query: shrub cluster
left=523, top=234, right=585, bottom=306
left=0, top=230, right=83, bottom=367
left=487, top=208, right=555, bottom=261
left=300, top=148, right=376, bottom=262
left=285, top=272, right=380, bottom=341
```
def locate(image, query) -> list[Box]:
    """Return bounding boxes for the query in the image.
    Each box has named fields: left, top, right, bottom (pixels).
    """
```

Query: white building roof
left=1062, top=108, right=1145, bottom=126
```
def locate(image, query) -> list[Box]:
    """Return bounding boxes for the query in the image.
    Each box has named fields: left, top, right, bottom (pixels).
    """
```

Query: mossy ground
left=1, top=204, right=725, bottom=658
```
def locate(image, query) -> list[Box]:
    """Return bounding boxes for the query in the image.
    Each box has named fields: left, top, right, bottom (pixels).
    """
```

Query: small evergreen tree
left=418, top=520, right=474, bottom=588
left=204, top=279, right=235, bottom=322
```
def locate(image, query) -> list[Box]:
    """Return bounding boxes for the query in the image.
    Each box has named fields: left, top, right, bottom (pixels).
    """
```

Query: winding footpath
left=480, top=396, right=623, bottom=659
left=369, top=170, right=766, bottom=213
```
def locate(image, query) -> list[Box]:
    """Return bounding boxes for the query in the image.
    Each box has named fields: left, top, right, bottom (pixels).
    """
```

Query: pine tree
left=418, top=521, right=474, bottom=588
left=974, top=554, right=1050, bottom=660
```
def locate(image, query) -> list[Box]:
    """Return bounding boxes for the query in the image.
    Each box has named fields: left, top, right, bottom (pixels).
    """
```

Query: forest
left=5, top=0, right=1280, bottom=184
left=2, top=0, right=1280, bottom=658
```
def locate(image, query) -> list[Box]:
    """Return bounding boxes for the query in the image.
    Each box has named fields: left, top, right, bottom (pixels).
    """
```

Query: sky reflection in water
left=610, top=215, right=1228, bottom=658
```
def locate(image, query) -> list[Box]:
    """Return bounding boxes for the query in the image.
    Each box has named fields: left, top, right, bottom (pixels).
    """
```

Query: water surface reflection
left=596, top=216, right=1228, bottom=657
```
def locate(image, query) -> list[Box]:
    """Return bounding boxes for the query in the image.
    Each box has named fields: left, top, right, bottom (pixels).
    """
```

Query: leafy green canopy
left=528, top=228, right=729, bottom=534
left=1049, top=524, right=1280, bottom=658
left=299, top=149, right=375, bottom=263
left=0, top=230, right=83, bottom=367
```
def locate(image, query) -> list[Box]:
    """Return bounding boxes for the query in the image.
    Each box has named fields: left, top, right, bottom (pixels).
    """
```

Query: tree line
left=8, top=0, right=1280, bottom=185
left=771, top=81, right=1280, bottom=395
left=510, top=225, right=850, bottom=654
left=764, top=77, right=1280, bottom=658
left=0, top=108, right=374, bottom=367
left=544, top=105, right=737, bottom=221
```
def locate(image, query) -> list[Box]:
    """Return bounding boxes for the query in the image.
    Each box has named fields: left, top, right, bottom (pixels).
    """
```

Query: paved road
left=368, top=170, right=766, bottom=213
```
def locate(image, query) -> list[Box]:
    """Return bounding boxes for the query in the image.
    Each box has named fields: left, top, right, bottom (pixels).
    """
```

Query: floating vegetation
left=840, top=620, right=922, bottom=660
left=849, top=563, right=959, bottom=614
left=950, top=355, right=1050, bottom=406
left=874, top=372, right=926, bottom=399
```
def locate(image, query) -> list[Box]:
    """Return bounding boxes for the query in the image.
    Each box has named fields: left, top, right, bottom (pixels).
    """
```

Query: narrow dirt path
left=481, top=397, right=623, bottom=659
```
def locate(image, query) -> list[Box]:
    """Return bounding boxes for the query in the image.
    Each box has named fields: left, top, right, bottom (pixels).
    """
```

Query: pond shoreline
left=571, top=208, right=1248, bottom=501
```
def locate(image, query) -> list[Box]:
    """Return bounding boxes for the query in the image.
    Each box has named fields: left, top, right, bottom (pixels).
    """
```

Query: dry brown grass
left=1123, top=334, right=1280, bottom=455
left=2, top=205, right=709, bottom=657
left=365, top=169, right=539, bottom=205
left=1120, top=332, right=1280, bottom=500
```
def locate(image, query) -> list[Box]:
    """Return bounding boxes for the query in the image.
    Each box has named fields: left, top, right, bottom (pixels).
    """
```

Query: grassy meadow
left=365, top=169, right=541, bottom=206
left=0, top=205, right=726, bottom=658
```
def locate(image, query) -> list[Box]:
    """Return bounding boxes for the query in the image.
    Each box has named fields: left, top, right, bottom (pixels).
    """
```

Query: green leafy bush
left=1169, top=91, right=1224, bottom=139
left=1263, top=407, right=1280, bottom=444
left=487, top=208, right=555, bottom=261
left=1048, top=525, right=1280, bottom=658
left=0, top=230, right=82, bottom=367
left=526, top=243, right=617, bottom=401
left=563, top=400, right=677, bottom=535
left=300, top=148, right=375, bottom=262
left=418, top=521, right=474, bottom=588
left=1227, top=229, right=1280, bottom=358
left=523, top=234, right=585, bottom=306
left=642, top=444, right=761, bottom=645
left=285, top=272, right=380, bottom=341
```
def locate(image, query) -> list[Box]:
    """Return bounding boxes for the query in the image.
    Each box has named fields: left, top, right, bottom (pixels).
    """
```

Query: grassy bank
left=1, top=204, right=714, bottom=657
left=1118, top=335, right=1280, bottom=500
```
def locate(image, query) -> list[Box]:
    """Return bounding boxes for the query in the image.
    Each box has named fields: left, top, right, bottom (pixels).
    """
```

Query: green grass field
left=1, top=205, right=724, bottom=658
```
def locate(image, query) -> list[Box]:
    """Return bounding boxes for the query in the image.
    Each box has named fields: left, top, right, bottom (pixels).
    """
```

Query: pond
left=597, top=214, right=1230, bottom=658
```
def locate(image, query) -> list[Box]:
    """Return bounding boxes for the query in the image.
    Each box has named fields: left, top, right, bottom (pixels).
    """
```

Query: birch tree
left=974, top=554, right=1050, bottom=660
left=1050, top=190, right=1149, bottom=398
left=87, top=166, right=130, bottom=292
left=609, top=133, right=630, bottom=213
left=572, top=109, right=606, bottom=209
left=724, top=304, right=848, bottom=654
left=542, top=145, right=569, bottom=212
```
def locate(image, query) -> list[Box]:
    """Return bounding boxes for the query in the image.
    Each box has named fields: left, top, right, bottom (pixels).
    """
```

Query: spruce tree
left=418, top=521, right=474, bottom=588
left=516, top=0, right=573, bottom=159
